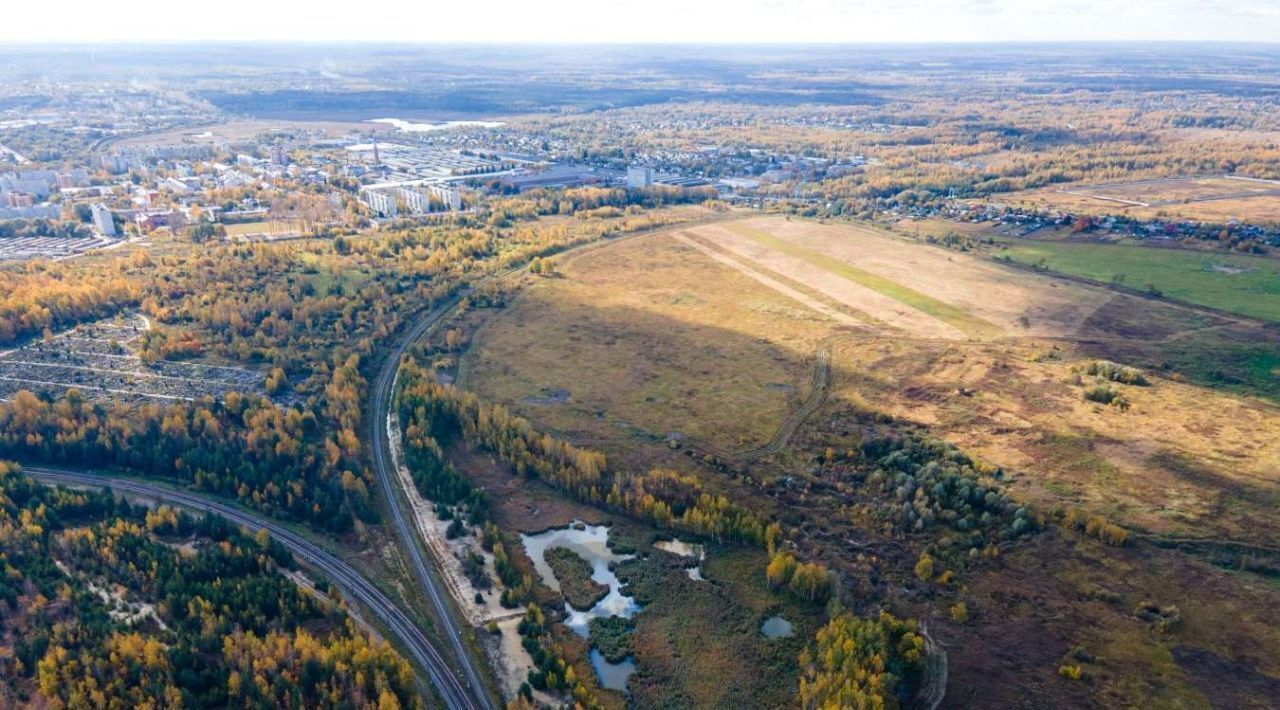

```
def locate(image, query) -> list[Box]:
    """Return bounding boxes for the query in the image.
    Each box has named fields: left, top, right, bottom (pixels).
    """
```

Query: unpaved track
left=731, top=337, right=835, bottom=462
left=672, top=231, right=869, bottom=329
left=913, top=621, right=948, bottom=710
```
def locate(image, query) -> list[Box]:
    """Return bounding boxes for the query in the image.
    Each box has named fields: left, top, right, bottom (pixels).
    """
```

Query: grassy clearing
left=995, top=240, right=1280, bottom=322
left=826, top=334, right=1280, bottom=544
left=725, top=221, right=1003, bottom=338
left=460, top=232, right=831, bottom=461
left=1008, top=179, right=1280, bottom=223
left=224, top=219, right=306, bottom=237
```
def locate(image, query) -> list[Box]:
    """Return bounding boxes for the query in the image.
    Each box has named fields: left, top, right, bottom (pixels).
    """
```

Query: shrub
left=1062, top=508, right=1129, bottom=546
left=1082, top=384, right=1130, bottom=409
left=1083, top=384, right=1119, bottom=404
left=1079, top=360, right=1149, bottom=386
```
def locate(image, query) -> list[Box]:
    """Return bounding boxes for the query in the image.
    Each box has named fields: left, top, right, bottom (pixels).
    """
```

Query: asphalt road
left=23, top=465, right=479, bottom=710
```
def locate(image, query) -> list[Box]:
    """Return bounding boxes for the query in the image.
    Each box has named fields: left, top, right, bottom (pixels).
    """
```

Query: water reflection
left=762, top=615, right=794, bottom=639
left=521, top=521, right=642, bottom=637
left=590, top=649, right=636, bottom=691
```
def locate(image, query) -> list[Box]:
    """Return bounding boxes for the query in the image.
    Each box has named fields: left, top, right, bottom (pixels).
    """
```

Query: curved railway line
left=23, top=466, right=480, bottom=710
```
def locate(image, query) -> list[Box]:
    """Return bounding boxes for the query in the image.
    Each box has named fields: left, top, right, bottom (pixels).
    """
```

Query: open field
left=995, top=239, right=1280, bottom=322
left=1009, top=176, right=1280, bottom=223
left=464, top=217, right=1280, bottom=543
left=223, top=218, right=309, bottom=239
left=457, top=216, right=1280, bottom=705
left=459, top=227, right=837, bottom=461
left=826, top=334, right=1280, bottom=543
left=694, top=217, right=1107, bottom=340
left=1061, top=176, right=1280, bottom=207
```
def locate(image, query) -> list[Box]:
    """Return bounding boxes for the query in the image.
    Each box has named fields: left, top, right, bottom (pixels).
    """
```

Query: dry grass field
left=694, top=217, right=1107, bottom=339
left=459, top=228, right=838, bottom=461
left=829, top=335, right=1280, bottom=543
left=1009, top=175, right=1280, bottom=223
left=464, top=216, right=1280, bottom=541
left=223, top=219, right=308, bottom=239
left=458, top=215, right=1280, bottom=707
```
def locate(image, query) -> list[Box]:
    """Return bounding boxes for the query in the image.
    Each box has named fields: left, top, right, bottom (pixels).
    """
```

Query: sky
left=2, top=0, right=1279, bottom=44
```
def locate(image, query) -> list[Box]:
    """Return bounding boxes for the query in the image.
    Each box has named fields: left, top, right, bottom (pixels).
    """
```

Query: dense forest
left=0, top=389, right=371, bottom=533
left=0, top=461, right=420, bottom=708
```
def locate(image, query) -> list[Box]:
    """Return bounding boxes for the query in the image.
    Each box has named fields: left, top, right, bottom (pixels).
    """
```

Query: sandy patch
left=387, top=408, right=521, bottom=626
left=388, top=399, right=536, bottom=700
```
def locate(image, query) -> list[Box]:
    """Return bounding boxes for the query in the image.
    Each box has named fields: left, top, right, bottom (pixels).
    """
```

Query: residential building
left=363, top=189, right=398, bottom=218
left=90, top=203, right=116, bottom=237
left=5, top=191, right=34, bottom=208
left=626, top=165, right=654, bottom=188
left=270, top=145, right=289, bottom=166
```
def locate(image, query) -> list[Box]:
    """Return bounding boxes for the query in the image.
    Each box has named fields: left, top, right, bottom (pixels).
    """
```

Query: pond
left=590, top=649, right=636, bottom=692
left=367, top=117, right=506, bottom=132
left=655, top=536, right=708, bottom=582
left=654, top=537, right=705, bottom=560
left=521, top=522, right=642, bottom=637
left=521, top=522, right=643, bottom=691
left=761, top=615, right=795, bottom=639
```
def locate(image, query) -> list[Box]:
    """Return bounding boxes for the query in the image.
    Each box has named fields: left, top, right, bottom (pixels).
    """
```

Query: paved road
left=23, top=465, right=479, bottom=710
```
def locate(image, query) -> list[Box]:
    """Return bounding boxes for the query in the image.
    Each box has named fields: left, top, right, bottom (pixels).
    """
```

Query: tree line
left=395, top=358, right=774, bottom=547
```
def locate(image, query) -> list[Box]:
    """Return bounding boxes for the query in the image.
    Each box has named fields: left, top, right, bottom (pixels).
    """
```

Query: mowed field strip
left=670, top=232, right=870, bottom=329
left=724, top=220, right=998, bottom=338
left=687, top=217, right=1113, bottom=341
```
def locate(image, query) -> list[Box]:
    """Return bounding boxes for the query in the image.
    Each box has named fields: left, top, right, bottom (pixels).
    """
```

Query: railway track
left=364, top=212, right=746, bottom=707
left=23, top=466, right=479, bottom=710
left=369, top=292, right=494, bottom=710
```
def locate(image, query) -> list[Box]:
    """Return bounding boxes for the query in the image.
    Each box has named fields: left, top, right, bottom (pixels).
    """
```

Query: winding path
left=731, top=337, right=834, bottom=462
left=22, top=465, right=479, bottom=710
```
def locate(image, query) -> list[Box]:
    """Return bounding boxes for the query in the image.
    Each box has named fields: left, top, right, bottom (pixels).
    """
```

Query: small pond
left=590, top=649, right=636, bottom=691
left=521, top=522, right=642, bottom=691
left=761, top=615, right=795, bottom=639
left=655, top=536, right=708, bottom=581
left=521, top=522, right=641, bottom=636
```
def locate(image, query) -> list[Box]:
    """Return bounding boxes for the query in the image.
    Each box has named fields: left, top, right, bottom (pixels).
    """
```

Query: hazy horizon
left=3, top=0, right=1278, bottom=44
